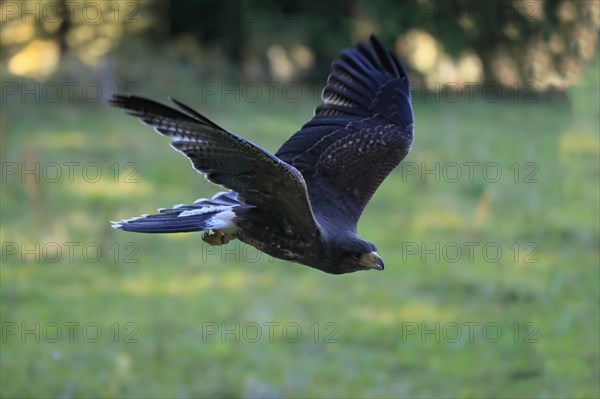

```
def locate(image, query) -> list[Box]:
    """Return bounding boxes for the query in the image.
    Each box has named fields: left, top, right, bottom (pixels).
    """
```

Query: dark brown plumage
left=111, top=35, right=413, bottom=274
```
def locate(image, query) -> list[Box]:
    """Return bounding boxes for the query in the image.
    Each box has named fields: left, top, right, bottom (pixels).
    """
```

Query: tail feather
left=112, top=192, right=243, bottom=234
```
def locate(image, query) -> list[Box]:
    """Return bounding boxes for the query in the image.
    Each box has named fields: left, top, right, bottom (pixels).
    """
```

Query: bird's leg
left=202, top=230, right=235, bottom=246
left=202, top=230, right=225, bottom=246
left=221, top=233, right=235, bottom=244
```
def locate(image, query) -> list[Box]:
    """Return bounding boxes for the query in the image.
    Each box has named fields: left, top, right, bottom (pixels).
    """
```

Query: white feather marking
left=178, top=205, right=230, bottom=217
left=208, top=209, right=238, bottom=233
left=170, top=134, right=208, bottom=142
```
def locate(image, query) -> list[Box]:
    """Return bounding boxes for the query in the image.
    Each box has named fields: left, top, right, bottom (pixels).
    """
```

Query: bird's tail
left=112, top=191, right=242, bottom=234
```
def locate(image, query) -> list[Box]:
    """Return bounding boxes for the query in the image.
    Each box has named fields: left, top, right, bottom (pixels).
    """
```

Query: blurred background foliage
left=1, top=0, right=599, bottom=89
left=1, top=1, right=599, bottom=398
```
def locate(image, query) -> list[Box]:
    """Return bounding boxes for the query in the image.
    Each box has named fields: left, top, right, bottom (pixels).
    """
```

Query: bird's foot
left=202, top=230, right=234, bottom=246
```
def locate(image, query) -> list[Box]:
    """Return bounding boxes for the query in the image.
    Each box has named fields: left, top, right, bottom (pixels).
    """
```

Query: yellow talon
left=202, top=230, right=234, bottom=246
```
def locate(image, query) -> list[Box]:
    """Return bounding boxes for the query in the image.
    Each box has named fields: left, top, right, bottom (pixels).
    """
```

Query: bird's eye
left=351, top=252, right=362, bottom=260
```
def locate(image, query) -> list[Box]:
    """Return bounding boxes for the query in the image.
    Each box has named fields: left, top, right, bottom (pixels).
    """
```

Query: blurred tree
left=362, top=0, right=599, bottom=90
left=1, top=0, right=598, bottom=91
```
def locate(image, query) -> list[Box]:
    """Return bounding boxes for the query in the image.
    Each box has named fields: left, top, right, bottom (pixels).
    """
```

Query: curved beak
left=360, top=251, right=384, bottom=271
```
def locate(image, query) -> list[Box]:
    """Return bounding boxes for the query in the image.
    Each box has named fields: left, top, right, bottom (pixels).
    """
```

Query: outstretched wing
left=111, top=95, right=319, bottom=234
left=275, top=35, right=413, bottom=227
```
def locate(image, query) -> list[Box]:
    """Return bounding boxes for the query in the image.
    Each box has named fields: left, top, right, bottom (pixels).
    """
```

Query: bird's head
left=324, top=234, right=384, bottom=274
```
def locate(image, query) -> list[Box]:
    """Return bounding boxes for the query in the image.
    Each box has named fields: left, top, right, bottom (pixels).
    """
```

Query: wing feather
left=275, top=35, right=414, bottom=226
left=111, top=95, right=319, bottom=235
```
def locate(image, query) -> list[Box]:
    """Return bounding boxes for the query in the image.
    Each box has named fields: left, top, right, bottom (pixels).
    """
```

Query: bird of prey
left=111, top=35, right=413, bottom=274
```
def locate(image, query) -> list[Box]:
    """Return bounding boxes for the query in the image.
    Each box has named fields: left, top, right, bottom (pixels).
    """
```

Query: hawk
left=111, top=35, right=414, bottom=274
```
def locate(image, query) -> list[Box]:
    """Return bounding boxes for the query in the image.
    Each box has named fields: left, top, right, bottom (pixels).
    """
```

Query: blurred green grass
left=1, top=61, right=599, bottom=398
